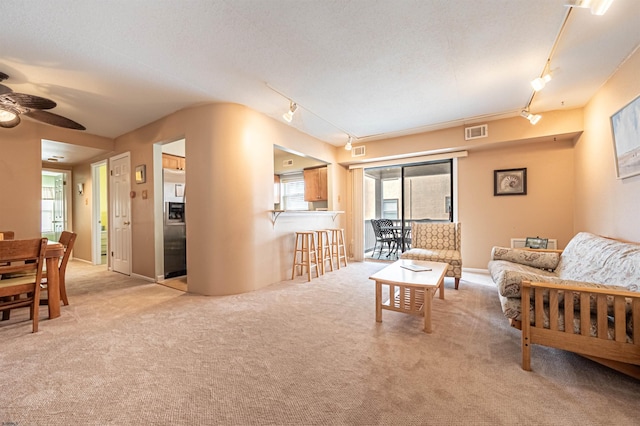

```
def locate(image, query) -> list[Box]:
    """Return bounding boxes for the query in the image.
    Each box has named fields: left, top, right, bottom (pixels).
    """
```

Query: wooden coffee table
left=369, top=259, right=448, bottom=333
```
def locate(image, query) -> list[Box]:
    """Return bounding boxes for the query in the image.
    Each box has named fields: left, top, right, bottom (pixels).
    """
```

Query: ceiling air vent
left=351, top=146, right=366, bottom=157
left=282, top=159, right=294, bottom=167
left=464, top=124, right=488, bottom=141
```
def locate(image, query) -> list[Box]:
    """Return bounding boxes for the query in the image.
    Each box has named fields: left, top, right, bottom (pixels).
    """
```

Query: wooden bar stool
left=315, top=230, right=333, bottom=275
left=327, top=228, right=348, bottom=269
left=291, top=231, right=319, bottom=281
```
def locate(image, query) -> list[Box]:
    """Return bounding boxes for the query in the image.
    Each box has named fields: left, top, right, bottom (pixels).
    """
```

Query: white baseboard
left=463, top=267, right=489, bottom=274
left=131, top=273, right=156, bottom=282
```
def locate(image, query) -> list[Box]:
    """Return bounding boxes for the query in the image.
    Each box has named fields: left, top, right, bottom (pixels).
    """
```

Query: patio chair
left=370, top=219, right=397, bottom=259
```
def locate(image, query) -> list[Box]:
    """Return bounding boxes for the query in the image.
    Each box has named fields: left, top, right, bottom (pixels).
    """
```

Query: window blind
left=280, top=172, right=308, bottom=210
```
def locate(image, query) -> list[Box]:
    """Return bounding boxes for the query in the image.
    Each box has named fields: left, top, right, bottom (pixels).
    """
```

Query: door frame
left=42, top=168, right=73, bottom=240
left=153, top=142, right=165, bottom=282
left=91, top=160, right=108, bottom=266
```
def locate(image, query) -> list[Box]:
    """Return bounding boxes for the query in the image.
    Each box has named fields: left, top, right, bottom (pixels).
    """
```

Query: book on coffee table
left=400, top=263, right=432, bottom=272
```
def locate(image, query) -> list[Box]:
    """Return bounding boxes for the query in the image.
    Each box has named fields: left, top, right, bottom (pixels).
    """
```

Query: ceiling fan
left=0, top=72, right=85, bottom=130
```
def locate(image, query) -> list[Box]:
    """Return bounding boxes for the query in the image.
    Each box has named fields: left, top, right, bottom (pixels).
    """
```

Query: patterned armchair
left=400, top=222, right=462, bottom=289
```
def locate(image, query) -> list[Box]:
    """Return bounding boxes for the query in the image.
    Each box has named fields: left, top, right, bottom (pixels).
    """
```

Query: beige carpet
left=1, top=261, right=639, bottom=425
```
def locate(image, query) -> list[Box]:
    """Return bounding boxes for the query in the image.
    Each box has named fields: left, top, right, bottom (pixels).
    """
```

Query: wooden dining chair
left=41, top=231, right=77, bottom=306
left=0, top=231, right=17, bottom=274
left=0, top=238, right=48, bottom=332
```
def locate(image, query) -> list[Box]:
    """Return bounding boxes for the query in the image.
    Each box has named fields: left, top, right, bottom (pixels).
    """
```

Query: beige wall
left=458, top=139, right=575, bottom=268
left=336, top=108, right=583, bottom=166
left=342, top=109, right=582, bottom=269
left=574, top=47, right=640, bottom=242
left=0, top=121, right=113, bottom=240
left=72, top=162, right=94, bottom=260
left=109, top=103, right=347, bottom=294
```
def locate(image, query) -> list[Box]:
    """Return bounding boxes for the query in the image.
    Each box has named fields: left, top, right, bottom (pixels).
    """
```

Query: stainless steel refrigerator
left=163, top=169, right=186, bottom=278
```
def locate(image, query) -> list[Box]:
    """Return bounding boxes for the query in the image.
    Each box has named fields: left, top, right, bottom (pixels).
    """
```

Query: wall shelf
left=269, top=210, right=344, bottom=227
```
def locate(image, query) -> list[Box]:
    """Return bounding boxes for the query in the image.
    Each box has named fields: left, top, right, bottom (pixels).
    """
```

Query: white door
left=42, top=169, right=71, bottom=242
left=110, top=153, right=132, bottom=275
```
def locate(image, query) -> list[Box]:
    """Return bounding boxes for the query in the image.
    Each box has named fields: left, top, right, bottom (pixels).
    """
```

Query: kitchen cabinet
left=162, top=153, right=186, bottom=170
left=304, top=166, right=327, bottom=201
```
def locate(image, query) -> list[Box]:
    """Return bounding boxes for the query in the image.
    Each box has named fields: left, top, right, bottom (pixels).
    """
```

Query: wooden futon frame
left=513, top=280, right=640, bottom=380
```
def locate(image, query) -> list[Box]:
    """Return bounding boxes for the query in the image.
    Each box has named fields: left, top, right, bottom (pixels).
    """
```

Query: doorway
left=364, top=160, right=453, bottom=260
left=41, top=169, right=71, bottom=242
left=152, top=138, right=187, bottom=291
left=109, top=152, right=132, bottom=276
left=92, top=160, right=108, bottom=265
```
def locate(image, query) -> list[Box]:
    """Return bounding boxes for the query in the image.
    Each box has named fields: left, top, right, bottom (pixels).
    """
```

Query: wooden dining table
left=44, top=241, right=65, bottom=319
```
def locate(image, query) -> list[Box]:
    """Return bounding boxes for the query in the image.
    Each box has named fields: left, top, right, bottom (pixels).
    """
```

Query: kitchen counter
left=269, top=210, right=344, bottom=226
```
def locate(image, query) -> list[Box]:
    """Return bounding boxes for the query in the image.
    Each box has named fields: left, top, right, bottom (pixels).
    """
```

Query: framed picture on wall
left=610, top=94, right=640, bottom=179
left=494, top=168, right=527, bottom=196
left=135, top=164, right=146, bottom=184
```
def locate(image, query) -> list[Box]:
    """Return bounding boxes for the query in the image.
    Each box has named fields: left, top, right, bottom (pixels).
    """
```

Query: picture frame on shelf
left=525, top=237, right=548, bottom=249
left=494, top=168, right=527, bottom=196
left=610, top=93, right=640, bottom=179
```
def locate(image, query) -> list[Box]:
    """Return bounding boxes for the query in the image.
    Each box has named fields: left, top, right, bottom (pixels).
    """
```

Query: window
left=382, top=199, right=398, bottom=219
left=280, top=173, right=308, bottom=210
left=382, top=178, right=400, bottom=218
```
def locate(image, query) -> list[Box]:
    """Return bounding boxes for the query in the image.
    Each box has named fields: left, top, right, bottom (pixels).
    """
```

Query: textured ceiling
left=0, top=0, right=639, bottom=158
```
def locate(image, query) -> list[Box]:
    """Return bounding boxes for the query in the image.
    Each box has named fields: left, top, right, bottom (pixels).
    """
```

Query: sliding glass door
left=403, top=161, right=452, bottom=223
left=364, top=160, right=452, bottom=260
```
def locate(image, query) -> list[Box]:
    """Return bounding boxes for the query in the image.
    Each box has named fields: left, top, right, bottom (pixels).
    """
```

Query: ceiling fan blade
left=0, top=112, right=20, bottom=128
left=0, top=84, right=12, bottom=95
left=24, top=110, right=85, bottom=130
left=5, top=92, right=57, bottom=110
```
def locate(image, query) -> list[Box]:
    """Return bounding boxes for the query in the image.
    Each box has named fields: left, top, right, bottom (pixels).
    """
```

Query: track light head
left=521, top=110, right=542, bottom=125
left=344, top=136, right=353, bottom=151
left=529, top=114, right=542, bottom=125
left=566, top=0, right=614, bottom=15
left=530, top=73, right=552, bottom=91
left=283, top=102, right=297, bottom=123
